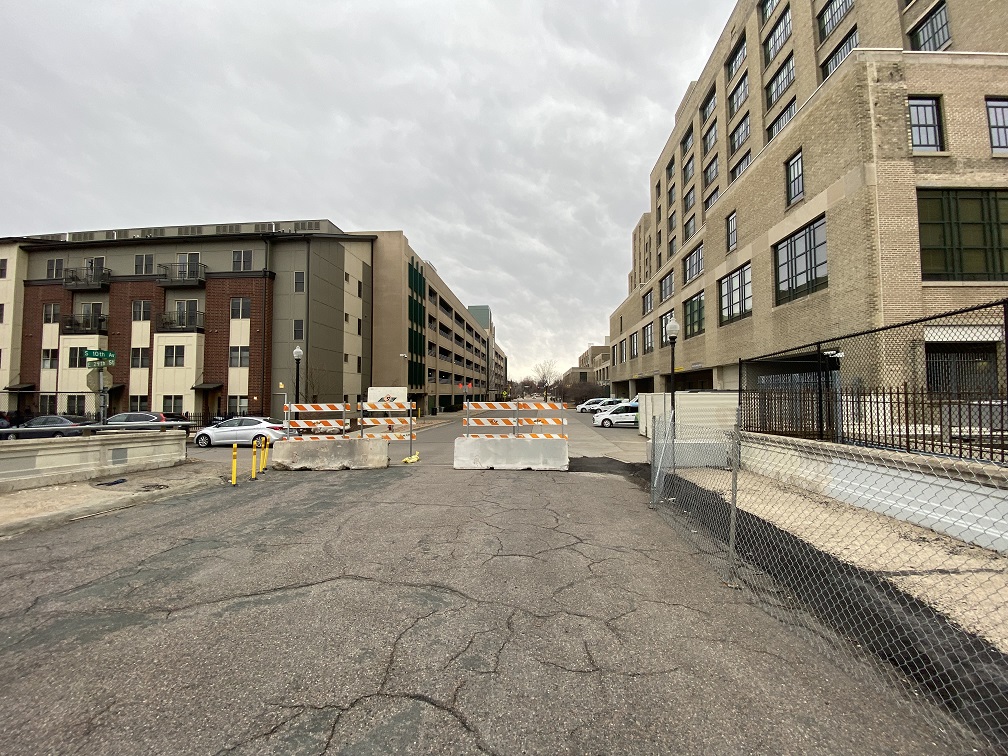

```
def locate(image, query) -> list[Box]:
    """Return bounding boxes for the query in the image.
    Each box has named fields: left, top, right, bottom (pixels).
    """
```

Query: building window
left=767, top=99, right=797, bottom=141
left=821, top=27, right=858, bottom=79
left=818, top=0, right=854, bottom=42
left=67, top=395, right=86, bottom=415
left=730, top=114, right=750, bottom=155
left=643, top=323, right=655, bottom=354
left=294, top=271, right=305, bottom=293
left=129, top=395, right=150, bottom=412
left=684, top=291, right=705, bottom=339
left=629, top=332, right=639, bottom=359
left=232, top=249, right=252, bottom=271
left=41, top=349, right=58, bottom=370
left=926, top=343, right=997, bottom=395
left=719, top=262, right=752, bottom=325
left=132, top=300, right=151, bottom=322
left=134, top=254, right=153, bottom=275
left=683, top=187, right=697, bottom=214
left=701, top=88, right=717, bottom=123
left=910, top=2, right=950, bottom=51
left=918, top=189, right=1008, bottom=281
left=43, top=303, right=60, bottom=324
left=293, top=319, right=304, bottom=341
left=764, top=7, right=792, bottom=66
left=642, top=290, right=654, bottom=315
left=666, top=157, right=675, bottom=182
left=230, top=297, right=251, bottom=320
left=759, top=0, right=781, bottom=25
left=47, top=258, right=64, bottom=279
left=0, top=259, right=6, bottom=279
left=985, top=99, right=1008, bottom=155
left=667, top=210, right=677, bottom=235
left=726, top=36, right=747, bottom=81
left=0, top=303, right=3, bottom=323
left=660, top=271, right=675, bottom=302
left=684, top=215, right=697, bottom=241
left=39, top=395, right=56, bottom=414
left=681, top=127, right=694, bottom=155
left=704, top=189, right=720, bottom=212
left=667, top=183, right=676, bottom=205
left=730, top=151, right=752, bottom=182
left=164, top=345, right=185, bottom=367
left=703, top=121, right=717, bottom=155
left=163, top=395, right=183, bottom=414
left=669, top=236, right=678, bottom=257
left=68, top=347, right=88, bottom=368
left=684, top=243, right=704, bottom=283
left=683, top=155, right=695, bottom=183
left=727, top=212, right=738, bottom=252
left=728, top=73, right=749, bottom=118
left=228, top=396, right=249, bottom=416
left=130, top=347, right=151, bottom=368
left=229, top=346, right=250, bottom=367
left=660, top=310, right=676, bottom=345
left=909, top=97, right=944, bottom=151
left=786, top=151, right=804, bottom=205
left=703, top=157, right=719, bottom=189
left=356, top=356, right=362, bottom=373
left=775, top=215, right=828, bottom=304
left=766, top=54, right=795, bottom=108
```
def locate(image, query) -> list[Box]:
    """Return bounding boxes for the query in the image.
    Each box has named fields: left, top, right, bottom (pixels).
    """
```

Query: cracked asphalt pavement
left=0, top=460, right=951, bottom=754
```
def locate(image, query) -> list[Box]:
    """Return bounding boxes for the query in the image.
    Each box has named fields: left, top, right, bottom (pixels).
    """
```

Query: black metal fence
left=740, top=298, right=1008, bottom=464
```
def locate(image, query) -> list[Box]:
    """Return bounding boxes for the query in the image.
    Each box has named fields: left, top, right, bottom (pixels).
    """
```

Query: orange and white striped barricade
left=462, top=402, right=568, bottom=438
left=282, top=403, right=352, bottom=440
left=358, top=401, right=417, bottom=453
left=456, top=400, right=569, bottom=470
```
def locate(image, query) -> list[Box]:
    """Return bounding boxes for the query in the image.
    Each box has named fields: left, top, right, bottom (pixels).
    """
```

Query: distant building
left=609, top=0, right=1008, bottom=398
left=0, top=220, right=506, bottom=417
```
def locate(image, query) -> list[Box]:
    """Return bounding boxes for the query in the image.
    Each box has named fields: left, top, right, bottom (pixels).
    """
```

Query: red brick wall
left=20, top=284, right=73, bottom=391
left=107, top=281, right=164, bottom=412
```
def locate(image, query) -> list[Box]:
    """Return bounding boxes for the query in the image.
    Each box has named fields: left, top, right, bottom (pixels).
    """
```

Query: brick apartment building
left=609, top=0, right=1008, bottom=398
left=0, top=219, right=506, bottom=419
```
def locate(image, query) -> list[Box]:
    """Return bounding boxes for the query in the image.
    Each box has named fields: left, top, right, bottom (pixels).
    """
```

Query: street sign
left=86, top=367, right=113, bottom=394
left=86, top=359, right=116, bottom=368
left=84, top=349, right=116, bottom=360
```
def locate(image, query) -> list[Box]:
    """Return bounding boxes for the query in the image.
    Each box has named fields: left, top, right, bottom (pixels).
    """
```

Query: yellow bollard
left=231, top=444, right=237, bottom=486
left=252, top=440, right=258, bottom=480
left=262, top=437, right=270, bottom=471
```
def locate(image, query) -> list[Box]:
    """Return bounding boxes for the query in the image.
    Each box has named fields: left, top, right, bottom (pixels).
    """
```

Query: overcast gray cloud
left=0, top=0, right=734, bottom=378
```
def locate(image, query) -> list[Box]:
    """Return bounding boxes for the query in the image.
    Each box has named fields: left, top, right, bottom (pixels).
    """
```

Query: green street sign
left=87, top=359, right=115, bottom=368
left=84, top=349, right=115, bottom=360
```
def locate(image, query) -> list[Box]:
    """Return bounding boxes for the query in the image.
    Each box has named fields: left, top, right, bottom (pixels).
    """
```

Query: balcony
left=61, top=313, right=109, bottom=335
left=63, top=267, right=111, bottom=291
left=157, top=310, right=205, bottom=333
left=156, top=262, right=207, bottom=288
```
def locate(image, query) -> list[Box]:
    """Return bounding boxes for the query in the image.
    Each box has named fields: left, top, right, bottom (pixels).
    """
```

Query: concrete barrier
left=271, top=438, right=389, bottom=470
left=0, top=431, right=187, bottom=494
left=453, top=437, right=569, bottom=471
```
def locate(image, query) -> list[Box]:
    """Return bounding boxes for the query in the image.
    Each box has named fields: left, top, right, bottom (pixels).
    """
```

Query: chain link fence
left=651, top=401, right=1008, bottom=751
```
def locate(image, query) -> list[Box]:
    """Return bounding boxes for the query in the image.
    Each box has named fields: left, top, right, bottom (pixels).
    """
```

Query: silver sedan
left=193, top=417, right=286, bottom=448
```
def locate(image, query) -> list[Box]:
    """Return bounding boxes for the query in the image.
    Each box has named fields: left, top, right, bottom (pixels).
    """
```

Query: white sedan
left=575, top=398, right=608, bottom=413
left=593, top=402, right=639, bottom=428
left=193, top=417, right=286, bottom=447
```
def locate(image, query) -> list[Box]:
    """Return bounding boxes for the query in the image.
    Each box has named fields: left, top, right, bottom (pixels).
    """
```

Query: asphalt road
left=0, top=413, right=953, bottom=754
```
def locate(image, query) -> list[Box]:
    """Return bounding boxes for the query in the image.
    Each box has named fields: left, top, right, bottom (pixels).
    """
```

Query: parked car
left=1, top=414, right=99, bottom=440
left=590, top=398, right=626, bottom=414
left=593, top=402, right=639, bottom=428
left=104, top=411, right=192, bottom=434
left=193, top=417, right=286, bottom=448
left=575, top=398, right=608, bottom=413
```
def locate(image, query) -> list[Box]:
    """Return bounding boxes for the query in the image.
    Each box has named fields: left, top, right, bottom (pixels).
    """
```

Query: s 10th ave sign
left=84, top=349, right=116, bottom=360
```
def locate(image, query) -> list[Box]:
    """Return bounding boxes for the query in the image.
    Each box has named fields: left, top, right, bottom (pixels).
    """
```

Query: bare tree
left=532, top=360, right=559, bottom=401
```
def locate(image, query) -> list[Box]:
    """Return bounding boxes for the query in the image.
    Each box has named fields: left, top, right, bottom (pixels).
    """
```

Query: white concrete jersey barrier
left=271, top=437, right=388, bottom=470
left=454, top=401, right=569, bottom=470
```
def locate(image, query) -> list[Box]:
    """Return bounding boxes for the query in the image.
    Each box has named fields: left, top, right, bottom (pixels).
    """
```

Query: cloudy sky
left=0, top=0, right=734, bottom=379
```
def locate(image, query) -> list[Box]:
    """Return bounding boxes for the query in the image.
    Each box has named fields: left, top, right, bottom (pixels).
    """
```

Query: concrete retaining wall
left=0, top=431, right=187, bottom=493
left=271, top=438, right=389, bottom=470
left=740, top=433, right=1008, bottom=555
left=454, top=437, right=569, bottom=470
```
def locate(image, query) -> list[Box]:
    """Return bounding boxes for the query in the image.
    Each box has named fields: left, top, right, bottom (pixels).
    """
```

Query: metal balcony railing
left=63, top=267, right=111, bottom=290
left=157, top=310, right=205, bottom=332
left=156, top=262, right=207, bottom=287
left=61, top=314, right=109, bottom=334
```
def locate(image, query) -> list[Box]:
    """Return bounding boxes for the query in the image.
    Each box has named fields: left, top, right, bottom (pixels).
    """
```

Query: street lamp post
left=293, top=345, right=303, bottom=405
left=666, top=312, right=680, bottom=474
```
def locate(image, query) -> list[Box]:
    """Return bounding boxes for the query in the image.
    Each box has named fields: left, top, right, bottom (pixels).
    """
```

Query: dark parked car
left=104, top=412, right=192, bottom=434
left=0, top=415, right=98, bottom=440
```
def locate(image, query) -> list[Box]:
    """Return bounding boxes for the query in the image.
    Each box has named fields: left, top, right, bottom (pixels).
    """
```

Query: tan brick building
left=0, top=220, right=505, bottom=419
left=609, top=0, right=1008, bottom=398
